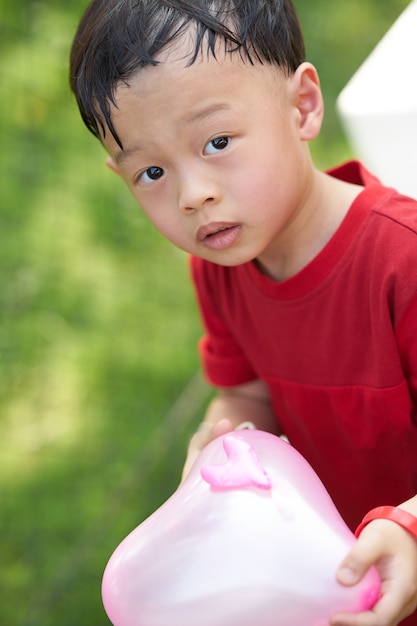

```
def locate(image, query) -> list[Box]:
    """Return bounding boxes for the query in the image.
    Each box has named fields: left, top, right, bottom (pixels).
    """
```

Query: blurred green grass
left=0, top=0, right=409, bottom=624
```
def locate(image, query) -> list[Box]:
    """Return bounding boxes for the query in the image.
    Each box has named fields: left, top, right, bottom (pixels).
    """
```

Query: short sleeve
left=189, top=256, right=257, bottom=387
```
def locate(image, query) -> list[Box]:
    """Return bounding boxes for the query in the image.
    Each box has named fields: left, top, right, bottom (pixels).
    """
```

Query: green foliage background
left=0, top=0, right=409, bottom=624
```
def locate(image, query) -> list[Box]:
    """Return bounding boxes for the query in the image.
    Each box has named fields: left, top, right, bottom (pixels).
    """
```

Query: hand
left=181, top=418, right=234, bottom=482
left=330, top=517, right=417, bottom=626
left=180, top=379, right=277, bottom=482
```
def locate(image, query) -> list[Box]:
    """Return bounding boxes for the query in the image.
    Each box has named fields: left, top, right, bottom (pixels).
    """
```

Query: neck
left=256, top=170, right=363, bottom=283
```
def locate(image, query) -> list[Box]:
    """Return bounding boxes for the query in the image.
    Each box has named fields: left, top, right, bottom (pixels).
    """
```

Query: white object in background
left=337, top=0, right=417, bottom=198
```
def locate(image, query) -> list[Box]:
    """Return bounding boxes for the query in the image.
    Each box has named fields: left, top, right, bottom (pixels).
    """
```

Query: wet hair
left=69, top=0, right=306, bottom=148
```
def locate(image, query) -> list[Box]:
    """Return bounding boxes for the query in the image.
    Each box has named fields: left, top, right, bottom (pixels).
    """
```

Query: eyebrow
left=114, top=142, right=148, bottom=166
left=114, top=102, right=232, bottom=165
left=183, top=102, right=231, bottom=125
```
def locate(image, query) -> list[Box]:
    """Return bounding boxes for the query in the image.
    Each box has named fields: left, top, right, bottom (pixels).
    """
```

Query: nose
left=178, top=166, right=221, bottom=214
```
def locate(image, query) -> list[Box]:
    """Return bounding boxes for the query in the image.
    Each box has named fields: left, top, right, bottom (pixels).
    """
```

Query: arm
left=330, top=295, right=417, bottom=626
left=181, top=378, right=280, bottom=480
left=331, top=496, right=417, bottom=626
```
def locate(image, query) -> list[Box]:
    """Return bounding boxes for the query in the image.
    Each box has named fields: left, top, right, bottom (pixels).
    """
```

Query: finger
left=336, top=526, right=385, bottom=587
left=211, top=418, right=234, bottom=440
left=181, top=420, right=233, bottom=481
left=333, top=521, right=417, bottom=626
left=330, top=608, right=378, bottom=626
left=331, top=591, right=407, bottom=626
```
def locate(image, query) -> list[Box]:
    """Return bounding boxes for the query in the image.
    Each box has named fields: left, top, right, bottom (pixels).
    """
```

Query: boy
left=70, top=1, right=417, bottom=624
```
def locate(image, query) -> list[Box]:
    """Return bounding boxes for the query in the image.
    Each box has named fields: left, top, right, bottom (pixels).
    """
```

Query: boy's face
left=103, top=40, right=322, bottom=275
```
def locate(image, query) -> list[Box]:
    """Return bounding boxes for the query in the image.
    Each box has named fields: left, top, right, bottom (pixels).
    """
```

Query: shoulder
left=359, top=188, right=417, bottom=280
left=330, top=159, right=417, bottom=235
left=371, top=191, right=417, bottom=235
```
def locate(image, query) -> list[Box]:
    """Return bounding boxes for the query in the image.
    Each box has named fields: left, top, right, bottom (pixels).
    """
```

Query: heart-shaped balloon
left=102, top=430, right=380, bottom=626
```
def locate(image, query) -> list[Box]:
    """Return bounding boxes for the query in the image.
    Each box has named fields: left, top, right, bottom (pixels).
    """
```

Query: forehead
left=114, top=48, right=282, bottom=113
left=103, top=40, right=287, bottom=156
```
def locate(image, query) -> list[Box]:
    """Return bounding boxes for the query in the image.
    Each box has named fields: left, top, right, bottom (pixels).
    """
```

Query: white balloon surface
left=102, top=430, right=380, bottom=626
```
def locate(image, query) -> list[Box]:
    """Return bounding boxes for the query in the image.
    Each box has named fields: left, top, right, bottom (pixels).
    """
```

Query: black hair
left=69, top=0, right=305, bottom=148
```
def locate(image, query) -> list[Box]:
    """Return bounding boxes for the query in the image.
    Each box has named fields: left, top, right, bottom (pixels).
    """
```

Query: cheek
left=236, top=154, right=279, bottom=209
left=144, top=209, right=172, bottom=235
left=141, top=206, right=187, bottom=247
left=246, top=134, right=303, bottom=209
left=130, top=189, right=177, bottom=239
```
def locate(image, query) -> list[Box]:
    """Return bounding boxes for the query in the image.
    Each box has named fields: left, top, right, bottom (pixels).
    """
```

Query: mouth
left=197, top=222, right=242, bottom=251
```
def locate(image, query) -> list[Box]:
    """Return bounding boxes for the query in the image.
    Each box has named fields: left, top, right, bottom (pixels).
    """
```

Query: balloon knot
left=200, top=434, right=271, bottom=490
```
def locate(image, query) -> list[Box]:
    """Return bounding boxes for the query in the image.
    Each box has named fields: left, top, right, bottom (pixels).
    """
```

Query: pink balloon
left=102, top=430, right=380, bottom=626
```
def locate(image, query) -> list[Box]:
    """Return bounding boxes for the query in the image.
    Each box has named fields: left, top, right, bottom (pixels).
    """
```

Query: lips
left=196, top=222, right=241, bottom=251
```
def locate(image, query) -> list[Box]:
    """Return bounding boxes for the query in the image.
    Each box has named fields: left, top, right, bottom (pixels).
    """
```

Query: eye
left=204, top=136, right=230, bottom=155
left=139, top=166, right=164, bottom=183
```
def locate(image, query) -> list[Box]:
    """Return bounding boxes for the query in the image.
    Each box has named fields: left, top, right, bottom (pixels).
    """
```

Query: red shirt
left=191, top=161, right=417, bottom=532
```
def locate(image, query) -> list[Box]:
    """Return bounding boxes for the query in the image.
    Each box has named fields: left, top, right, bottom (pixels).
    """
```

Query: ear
left=290, top=62, right=324, bottom=141
left=105, top=156, right=121, bottom=176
